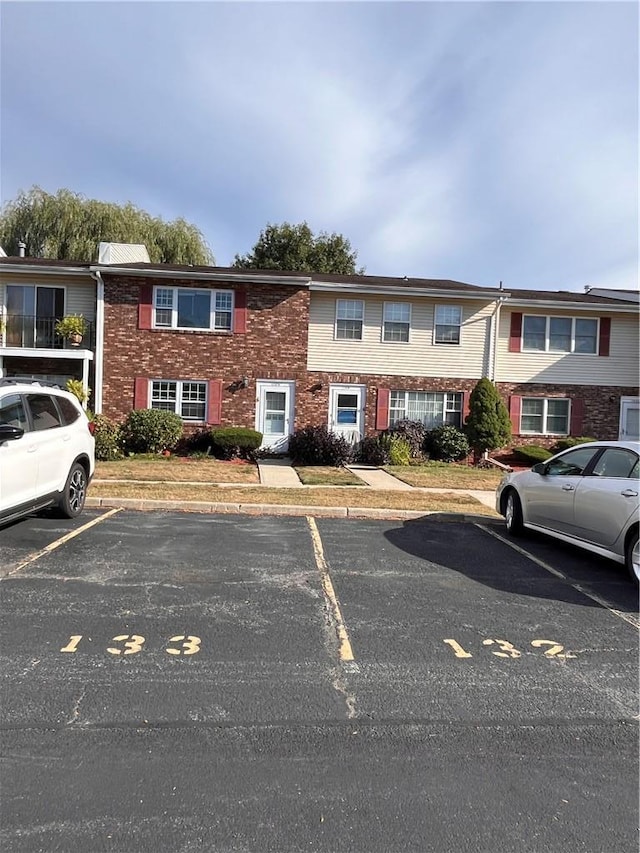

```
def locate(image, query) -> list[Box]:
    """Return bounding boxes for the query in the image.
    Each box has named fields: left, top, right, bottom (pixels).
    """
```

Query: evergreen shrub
left=120, top=409, right=183, bottom=454
left=91, top=414, right=123, bottom=461
left=210, top=427, right=263, bottom=460
left=425, top=425, right=470, bottom=462
left=513, top=445, right=553, bottom=464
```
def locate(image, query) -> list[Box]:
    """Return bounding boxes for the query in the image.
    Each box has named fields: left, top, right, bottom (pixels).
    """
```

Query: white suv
left=0, top=379, right=95, bottom=525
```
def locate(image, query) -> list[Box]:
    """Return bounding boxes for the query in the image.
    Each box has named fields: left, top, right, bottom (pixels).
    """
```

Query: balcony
left=1, top=315, right=95, bottom=350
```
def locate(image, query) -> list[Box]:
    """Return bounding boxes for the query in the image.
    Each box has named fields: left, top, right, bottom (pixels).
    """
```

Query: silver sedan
left=496, top=440, right=640, bottom=583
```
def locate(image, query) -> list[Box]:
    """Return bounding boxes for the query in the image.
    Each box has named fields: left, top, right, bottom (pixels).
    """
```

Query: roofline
left=309, top=282, right=510, bottom=300
left=89, top=265, right=311, bottom=286
left=506, top=297, right=639, bottom=313
left=0, top=263, right=93, bottom=277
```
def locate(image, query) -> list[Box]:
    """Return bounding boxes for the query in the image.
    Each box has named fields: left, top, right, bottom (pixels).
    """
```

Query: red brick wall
left=101, top=275, right=311, bottom=424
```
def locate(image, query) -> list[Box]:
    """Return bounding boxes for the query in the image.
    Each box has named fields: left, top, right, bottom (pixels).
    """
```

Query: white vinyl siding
left=496, top=311, right=640, bottom=385
left=309, top=294, right=493, bottom=377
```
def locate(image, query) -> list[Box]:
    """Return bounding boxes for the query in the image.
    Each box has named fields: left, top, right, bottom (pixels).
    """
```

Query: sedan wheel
left=625, top=531, right=640, bottom=586
left=505, top=490, right=524, bottom=536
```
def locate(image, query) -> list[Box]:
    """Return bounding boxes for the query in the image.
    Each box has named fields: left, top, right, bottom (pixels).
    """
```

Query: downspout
left=491, top=294, right=507, bottom=382
left=91, top=270, right=105, bottom=414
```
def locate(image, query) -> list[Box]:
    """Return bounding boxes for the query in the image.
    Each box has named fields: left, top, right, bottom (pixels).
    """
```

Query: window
left=522, top=315, right=598, bottom=354
left=390, top=391, right=463, bottom=429
left=521, top=398, right=570, bottom=435
left=153, top=287, right=233, bottom=331
left=335, top=299, right=364, bottom=340
left=151, top=381, right=207, bottom=421
left=383, top=302, right=410, bottom=342
left=26, top=394, right=62, bottom=431
left=434, top=305, right=462, bottom=344
left=57, top=397, right=81, bottom=425
left=0, top=393, right=28, bottom=429
left=5, top=285, right=65, bottom=347
left=545, top=446, right=599, bottom=477
left=592, top=448, right=638, bottom=479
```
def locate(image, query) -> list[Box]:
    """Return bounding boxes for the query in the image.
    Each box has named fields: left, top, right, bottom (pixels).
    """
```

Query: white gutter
left=506, top=298, right=638, bottom=314
left=0, top=264, right=92, bottom=277
left=91, top=270, right=105, bottom=414
left=490, top=296, right=507, bottom=381
left=89, top=265, right=311, bottom=286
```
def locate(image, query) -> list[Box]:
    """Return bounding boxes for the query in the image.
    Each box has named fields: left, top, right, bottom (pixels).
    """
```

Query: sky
left=0, top=0, right=637, bottom=292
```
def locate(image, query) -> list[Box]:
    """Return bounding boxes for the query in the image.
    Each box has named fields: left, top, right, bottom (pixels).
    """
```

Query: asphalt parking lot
left=0, top=508, right=638, bottom=853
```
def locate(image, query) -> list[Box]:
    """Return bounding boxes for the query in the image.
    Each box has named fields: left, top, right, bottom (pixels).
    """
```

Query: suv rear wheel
left=58, top=462, right=87, bottom=518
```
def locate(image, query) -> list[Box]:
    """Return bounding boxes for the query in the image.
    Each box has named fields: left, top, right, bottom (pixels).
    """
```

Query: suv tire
left=58, top=462, right=88, bottom=518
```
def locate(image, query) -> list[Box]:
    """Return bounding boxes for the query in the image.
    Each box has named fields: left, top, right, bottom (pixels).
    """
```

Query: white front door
left=256, top=381, right=295, bottom=452
left=328, top=384, right=366, bottom=445
left=619, top=397, right=640, bottom=440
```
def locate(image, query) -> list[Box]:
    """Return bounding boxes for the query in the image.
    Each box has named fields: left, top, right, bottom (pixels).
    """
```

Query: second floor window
left=154, top=287, right=233, bottom=331
left=434, top=305, right=462, bottom=344
left=383, top=302, right=411, bottom=342
left=522, top=315, right=598, bottom=354
left=335, top=299, right=364, bottom=340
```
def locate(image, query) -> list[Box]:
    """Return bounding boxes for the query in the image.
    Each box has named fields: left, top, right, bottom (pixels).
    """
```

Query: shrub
left=357, top=435, right=391, bottom=465
left=91, top=414, right=123, bottom=461
left=425, top=424, right=470, bottom=462
left=387, top=419, right=427, bottom=458
left=551, top=436, right=597, bottom=453
left=120, top=408, right=183, bottom=454
left=289, top=425, right=351, bottom=467
left=465, top=378, right=511, bottom=455
left=512, top=445, right=553, bottom=464
left=388, top=436, right=411, bottom=466
left=210, top=427, right=263, bottom=460
left=174, top=428, right=213, bottom=456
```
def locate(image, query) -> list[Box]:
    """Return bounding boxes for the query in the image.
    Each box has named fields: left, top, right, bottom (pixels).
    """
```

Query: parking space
left=0, top=509, right=637, bottom=852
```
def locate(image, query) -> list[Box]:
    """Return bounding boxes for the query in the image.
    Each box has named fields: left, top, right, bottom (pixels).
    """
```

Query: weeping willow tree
left=0, top=186, right=214, bottom=264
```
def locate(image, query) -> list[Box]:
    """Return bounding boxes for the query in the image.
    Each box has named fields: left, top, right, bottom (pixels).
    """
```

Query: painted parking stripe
left=5, top=508, right=123, bottom=577
left=477, top=523, right=640, bottom=631
left=306, top=516, right=357, bottom=667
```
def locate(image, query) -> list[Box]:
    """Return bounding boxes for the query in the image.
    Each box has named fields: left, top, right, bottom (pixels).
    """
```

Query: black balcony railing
left=1, top=315, right=95, bottom=350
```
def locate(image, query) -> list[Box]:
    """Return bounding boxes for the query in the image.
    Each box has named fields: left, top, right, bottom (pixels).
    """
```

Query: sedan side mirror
left=531, top=462, right=547, bottom=475
left=0, top=424, right=25, bottom=442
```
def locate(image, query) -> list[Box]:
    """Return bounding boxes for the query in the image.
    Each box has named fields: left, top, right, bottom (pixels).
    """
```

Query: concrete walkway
left=257, top=458, right=304, bottom=488
left=345, top=465, right=413, bottom=490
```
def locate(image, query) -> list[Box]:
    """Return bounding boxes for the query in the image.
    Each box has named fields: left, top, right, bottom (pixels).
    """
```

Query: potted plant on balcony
left=55, top=314, right=87, bottom=347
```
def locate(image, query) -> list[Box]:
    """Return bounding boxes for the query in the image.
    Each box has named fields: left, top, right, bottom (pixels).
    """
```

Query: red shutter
left=207, top=380, right=223, bottom=425
left=376, top=388, right=390, bottom=431
left=598, top=317, right=611, bottom=356
left=509, top=395, right=522, bottom=434
left=234, top=290, right=247, bottom=334
left=138, top=284, right=153, bottom=330
left=570, top=398, right=584, bottom=435
left=509, top=313, right=522, bottom=352
left=134, top=377, right=149, bottom=409
left=462, top=391, right=471, bottom=425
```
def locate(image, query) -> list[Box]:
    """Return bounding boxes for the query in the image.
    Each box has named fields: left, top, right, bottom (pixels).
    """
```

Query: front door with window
left=256, top=381, right=295, bottom=452
left=619, top=397, right=639, bottom=440
left=329, top=384, right=366, bottom=445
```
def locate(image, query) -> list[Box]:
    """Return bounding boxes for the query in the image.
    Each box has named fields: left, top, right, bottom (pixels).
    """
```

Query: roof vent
left=98, top=242, right=150, bottom=264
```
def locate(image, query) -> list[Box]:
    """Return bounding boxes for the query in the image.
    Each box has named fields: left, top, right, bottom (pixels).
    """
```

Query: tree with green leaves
left=233, top=221, right=363, bottom=274
left=0, top=186, right=214, bottom=265
left=465, top=377, right=512, bottom=458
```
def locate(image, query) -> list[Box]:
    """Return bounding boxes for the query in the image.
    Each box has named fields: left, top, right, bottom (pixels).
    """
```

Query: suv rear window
left=27, top=394, right=63, bottom=431
left=57, top=396, right=81, bottom=425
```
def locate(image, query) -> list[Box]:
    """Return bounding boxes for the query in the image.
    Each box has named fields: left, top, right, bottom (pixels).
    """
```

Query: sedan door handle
left=562, top=484, right=575, bottom=491
left=621, top=489, right=638, bottom=497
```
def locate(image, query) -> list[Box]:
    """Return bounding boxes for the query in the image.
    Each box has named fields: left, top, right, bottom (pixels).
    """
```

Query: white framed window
left=335, top=299, right=364, bottom=340
left=153, top=287, right=233, bottom=331
left=383, top=302, right=411, bottom=342
left=520, top=397, right=570, bottom=435
left=434, top=305, right=462, bottom=344
left=522, top=315, right=598, bottom=354
left=389, top=391, right=463, bottom=429
left=151, top=380, right=207, bottom=421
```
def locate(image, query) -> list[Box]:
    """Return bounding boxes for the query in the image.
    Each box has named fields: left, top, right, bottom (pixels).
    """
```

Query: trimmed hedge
left=551, top=436, right=597, bottom=453
left=120, top=409, right=183, bottom=454
left=425, top=425, right=470, bottom=462
left=210, top=427, right=263, bottom=460
left=513, top=445, right=554, bottom=464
